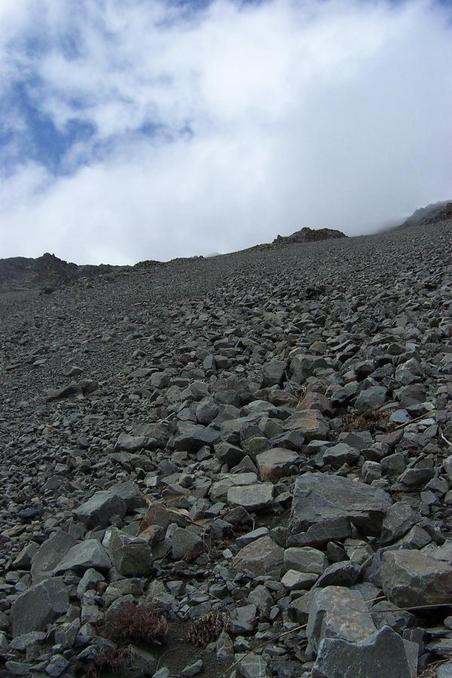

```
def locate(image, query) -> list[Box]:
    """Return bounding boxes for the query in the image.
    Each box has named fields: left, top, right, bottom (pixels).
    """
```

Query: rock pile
left=0, top=216, right=451, bottom=676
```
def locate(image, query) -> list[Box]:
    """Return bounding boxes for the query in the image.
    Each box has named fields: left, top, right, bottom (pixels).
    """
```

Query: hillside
left=0, top=215, right=451, bottom=677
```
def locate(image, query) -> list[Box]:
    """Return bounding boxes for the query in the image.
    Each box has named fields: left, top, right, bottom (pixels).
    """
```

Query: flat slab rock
left=312, top=624, right=418, bottom=678
left=288, top=473, right=392, bottom=546
left=227, top=483, right=274, bottom=511
left=232, top=535, right=284, bottom=577
left=381, top=550, right=452, bottom=607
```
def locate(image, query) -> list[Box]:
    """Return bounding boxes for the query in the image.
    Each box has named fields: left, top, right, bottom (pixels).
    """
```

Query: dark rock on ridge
left=273, top=226, right=347, bottom=244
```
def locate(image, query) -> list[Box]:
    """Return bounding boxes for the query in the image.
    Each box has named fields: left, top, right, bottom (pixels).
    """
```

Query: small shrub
left=341, top=408, right=390, bottom=433
left=187, top=610, right=229, bottom=647
left=103, top=601, right=168, bottom=646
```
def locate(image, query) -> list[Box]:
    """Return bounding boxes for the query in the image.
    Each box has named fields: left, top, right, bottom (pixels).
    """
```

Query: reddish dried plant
left=103, top=601, right=168, bottom=646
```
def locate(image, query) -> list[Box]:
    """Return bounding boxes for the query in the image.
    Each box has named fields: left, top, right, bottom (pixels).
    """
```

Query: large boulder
left=307, top=586, right=376, bottom=656
left=288, top=473, right=392, bottom=546
left=11, top=578, right=69, bottom=637
left=74, top=490, right=127, bottom=528
left=54, top=539, right=112, bottom=575
left=381, top=550, right=452, bottom=607
left=31, top=530, right=76, bottom=583
left=312, top=625, right=417, bottom=678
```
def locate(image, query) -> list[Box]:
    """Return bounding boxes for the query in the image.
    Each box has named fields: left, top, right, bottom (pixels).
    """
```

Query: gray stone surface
left=233, top=536, right=284, bottom=576
left=312, top=625, right=417, bottom=678
left=307, top=586, right=376, bottom=655
left=288, top=473, right=392, bottom=546
left=11, top=578, right=69, bottom=637
left=31, top=530, right=76, bottom=583
left=381, top=550, right=452, bottom=607
left=74, top=490, right=127, bottom=528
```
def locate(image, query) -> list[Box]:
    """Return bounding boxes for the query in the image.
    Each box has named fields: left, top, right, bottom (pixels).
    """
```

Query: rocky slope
left=0, top=217, right=451, bottom=678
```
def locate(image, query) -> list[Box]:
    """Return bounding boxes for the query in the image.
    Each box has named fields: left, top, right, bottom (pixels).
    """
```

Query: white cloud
left=0, top=0, right=451, bottom=263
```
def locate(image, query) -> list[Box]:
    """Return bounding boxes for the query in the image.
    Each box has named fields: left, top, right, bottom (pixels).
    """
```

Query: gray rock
left=181, top=659, right=203, bottom=676
left=11, top=578, right=69, bottom=637
left=174, top=425, right=220, bottom=451
left=75, top=490, right=127, bottom=528
left=380, top=502, right=418, bottom=544
left=314, top=561, right=361, bottom=588
left=106, top=528, right=153, bottom=576
left=284, top=547, right=327, bottom=574
left=214, top=441, right=247, bottom=466
left=438, top=663, right=452, bottom=678
left=227, top=483, right=274, bottom=511
left=248, top=584, right=274, bottom=616
left=12, top=542, right=39, bottom=570
left=110, top=480, right=146, bottom=510
left=236, top=653, right=269, bottom=678
left=261, top=360, right=287, bottom=387
left=46, top=654, right=70, bottom=677
left=170, top=527, right=204, bottom=561
left=230, top=604, right=257, bottom=634
left=115, top=432, right=147, bottom=452
left=196, top=398, right=219, bottom=425
left=355, top=386, right=387, bottom=411
left=233, top=536, right=284, bottom=576
left=284, top=409, right=329, bottom=441
left=288, top=473, right=392, bottom=546
left=288, top=590, right=316, bottom=624
left=54, top=539, right=112, bottom=574
left=307, top=586, right=376, bottom=655
left=323, top=443, right=360, bottom=467
left=255, top=448, right=299, bottom=481
left=31, top=530, right=76, bottom=583
left=381, top=550, right=452, bottom=607
left=216, top=630, right=234, bottom=660
left=312, top=625, right=417, bottom=678
left=281, top=569, right=318, bottom=590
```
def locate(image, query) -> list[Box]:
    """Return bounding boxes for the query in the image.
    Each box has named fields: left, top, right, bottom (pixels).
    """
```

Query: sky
left=0, top=0, right=451, bottom=264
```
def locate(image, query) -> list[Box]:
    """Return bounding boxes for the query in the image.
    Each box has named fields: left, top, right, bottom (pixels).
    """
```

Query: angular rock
left=109, top=480, right=146, bottom=511
left=227, top=483, right=274, bottom=511
left=11, top=578, right=69, bottom=637
left=284, top=547, right=327, bottom=574
left=54, top=539, right=112, bottom=575
left=323, top=442, right=360, bottom=467
left=307, top=586, right=376, bottom=655
left=312, top=625, right=417, bottom=678
left=255, top=447, right=299, bottom=481
left=233, top=536, right=284, bottom=576
left=106, top=528, right=153, bottom=577
left=261, top=360, right=287, bottom=387
left=355, top=386, right=387, bottom=411
left=170, top=527, right=204, bottom=562
left=284, top=409, right=329, bottom=441
left=115, top=432, right=147, bottom=452
left=288, top=473, right=392, bottom=546
left=74, top=490, right=127, bottom=528
left=174, top=425, right=220, bottom=451
left=31, top=530, right=76, bottom=583
left=381, top=550, right=452, bottom=607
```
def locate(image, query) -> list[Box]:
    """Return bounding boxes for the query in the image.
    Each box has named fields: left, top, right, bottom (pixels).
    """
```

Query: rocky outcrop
left=273, top=226, right=347, bottom=244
